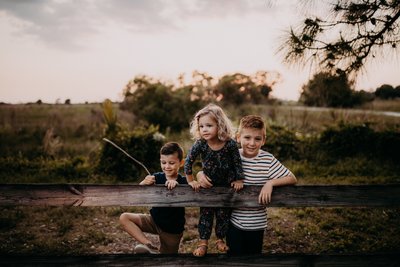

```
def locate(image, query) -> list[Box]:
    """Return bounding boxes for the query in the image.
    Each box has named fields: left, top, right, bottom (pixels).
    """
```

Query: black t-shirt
left=149, top=172, right=187, bottom=234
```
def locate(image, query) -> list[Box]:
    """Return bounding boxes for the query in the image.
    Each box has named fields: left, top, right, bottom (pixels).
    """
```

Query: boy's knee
left=119, top=212, right=129, bottom=224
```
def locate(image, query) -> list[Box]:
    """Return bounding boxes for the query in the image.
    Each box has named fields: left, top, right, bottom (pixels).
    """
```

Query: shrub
left=317, top=123, right=400, bottom=164
left=263, top=124, right=301, bottom=160
left=96, top=126, right=165, bottom=182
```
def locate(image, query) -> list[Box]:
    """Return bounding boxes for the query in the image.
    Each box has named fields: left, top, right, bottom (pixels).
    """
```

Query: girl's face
left=198, top=114, right=218, bottom=141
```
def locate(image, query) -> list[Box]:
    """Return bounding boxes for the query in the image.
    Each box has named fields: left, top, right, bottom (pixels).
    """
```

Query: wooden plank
left=0, top=184, right=400, bottom=207
left=1, top=253, right=400, bottom=267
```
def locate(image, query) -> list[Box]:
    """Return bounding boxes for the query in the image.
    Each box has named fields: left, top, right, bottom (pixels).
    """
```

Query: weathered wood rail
left=1, top=183, right=400, bottom=266
left=2, top=253, right=400, bottom=267
left=1, top=184, right=400, bottom=207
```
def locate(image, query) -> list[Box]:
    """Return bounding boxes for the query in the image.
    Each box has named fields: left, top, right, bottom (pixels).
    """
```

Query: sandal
left=215, top=239, right=229, bottom=253
left=193, top=240, right=208, bottom=257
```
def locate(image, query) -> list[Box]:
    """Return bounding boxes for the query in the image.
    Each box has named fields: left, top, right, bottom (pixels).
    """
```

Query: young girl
left=184, top=103, right=244, bottom=257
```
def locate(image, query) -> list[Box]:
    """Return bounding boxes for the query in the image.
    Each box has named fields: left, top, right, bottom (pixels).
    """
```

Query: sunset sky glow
left=1, top=0, right=399, bottom=104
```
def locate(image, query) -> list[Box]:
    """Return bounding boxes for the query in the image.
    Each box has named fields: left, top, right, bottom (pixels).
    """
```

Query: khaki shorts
left=138, top=214, right=183, bottom=254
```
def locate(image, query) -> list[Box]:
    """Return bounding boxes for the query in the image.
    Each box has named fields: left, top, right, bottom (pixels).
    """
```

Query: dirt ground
left=2, top=206, right=251, bottom=255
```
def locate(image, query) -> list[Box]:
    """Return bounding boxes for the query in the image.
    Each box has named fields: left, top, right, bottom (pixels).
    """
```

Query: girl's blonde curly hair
left=189, top=103, right=234, bottom=141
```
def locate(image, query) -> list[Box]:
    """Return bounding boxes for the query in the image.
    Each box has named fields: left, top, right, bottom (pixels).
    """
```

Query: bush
left=263, top=124, right=301, bottom=160
left=96, top=126, right=165, bottom=182
left=0, top=156, right=91, bottom=183
left=317, top=123, right=400, bottom=164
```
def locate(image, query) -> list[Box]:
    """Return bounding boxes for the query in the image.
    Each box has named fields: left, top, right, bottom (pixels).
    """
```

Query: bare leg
left=119, top=212, right=152, bottom=245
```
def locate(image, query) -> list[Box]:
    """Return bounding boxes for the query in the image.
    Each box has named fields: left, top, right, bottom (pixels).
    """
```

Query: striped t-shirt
left=230, top=149, right=290, bottom=231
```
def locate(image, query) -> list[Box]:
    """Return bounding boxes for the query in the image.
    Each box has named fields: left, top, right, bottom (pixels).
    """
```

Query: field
left=0, top=100, right=399, bottom=255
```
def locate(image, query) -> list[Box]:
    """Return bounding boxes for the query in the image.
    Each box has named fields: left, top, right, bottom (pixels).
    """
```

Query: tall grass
left=0, top=103, right=134, bottom=158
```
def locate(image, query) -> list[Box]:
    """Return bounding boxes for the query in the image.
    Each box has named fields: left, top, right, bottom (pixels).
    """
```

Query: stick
left=102, top=138, right=151, bottom=175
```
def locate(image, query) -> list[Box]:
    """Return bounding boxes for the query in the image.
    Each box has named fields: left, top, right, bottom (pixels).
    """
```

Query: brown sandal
left=215, top=239, right=229, bottom=253
left=193, top=240, right=208, bottom=257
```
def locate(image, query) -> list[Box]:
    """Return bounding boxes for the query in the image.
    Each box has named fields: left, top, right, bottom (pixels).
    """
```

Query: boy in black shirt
left=119, top=142, right=187, bottom=254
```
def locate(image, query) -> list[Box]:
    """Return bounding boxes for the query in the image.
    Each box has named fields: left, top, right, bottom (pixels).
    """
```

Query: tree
left=375, top=83, right=400, bottom=98
left=120, top=76, right=204, bottom=132
left=280, top=0, right=400, bottom=76
left=213, top=72, right=276, bottom=106
left=300, top=72, right=355, bottom=107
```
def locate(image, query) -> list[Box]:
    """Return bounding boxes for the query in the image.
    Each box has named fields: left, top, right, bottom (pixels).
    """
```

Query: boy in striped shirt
left=197, top=115, right=297, bottom=254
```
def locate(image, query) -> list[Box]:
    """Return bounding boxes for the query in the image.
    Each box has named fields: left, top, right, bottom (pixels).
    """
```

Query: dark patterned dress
left=184, top=138, right=244, bottom=240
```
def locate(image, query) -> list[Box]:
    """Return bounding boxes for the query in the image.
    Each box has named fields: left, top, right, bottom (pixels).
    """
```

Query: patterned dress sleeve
left=228, top=139, right=245, bottom=181
left=184, top=140, right=202, bottom=175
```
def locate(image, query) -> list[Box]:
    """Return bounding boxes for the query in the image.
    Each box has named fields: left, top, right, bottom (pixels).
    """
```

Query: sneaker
left=134, top=243, right=159, bottom=254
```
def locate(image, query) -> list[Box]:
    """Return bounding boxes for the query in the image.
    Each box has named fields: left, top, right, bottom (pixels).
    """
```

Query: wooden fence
left=1, top=184, right=400, bottom=266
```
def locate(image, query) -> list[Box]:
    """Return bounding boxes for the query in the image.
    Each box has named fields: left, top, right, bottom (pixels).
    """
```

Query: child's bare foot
left=215, top=239, right=229, bottom=253
left=193, top=240, right=208, bottom=257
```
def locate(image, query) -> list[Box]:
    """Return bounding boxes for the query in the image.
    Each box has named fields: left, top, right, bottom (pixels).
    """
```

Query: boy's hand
left=231, top=180, right=244, bottom=191
left=196, top=171, right=213, bottom=188
left=139, top=175, right=155, bottom=185
left=189, top=181, right=201, bottom=191
left=259, top=181, right=273, bottom=204
left=165, top=179, right=178, bottom=190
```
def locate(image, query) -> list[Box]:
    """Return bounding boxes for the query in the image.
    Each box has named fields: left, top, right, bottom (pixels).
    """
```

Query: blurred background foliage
left=0, top=71, right=399, bottom=184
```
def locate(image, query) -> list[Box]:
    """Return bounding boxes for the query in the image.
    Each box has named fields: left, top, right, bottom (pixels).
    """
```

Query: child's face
left=160, top=153, right=181, bottom=177
left=237, top=127, right=265, bottom=158
left=198, top=114, right=218, bottom=141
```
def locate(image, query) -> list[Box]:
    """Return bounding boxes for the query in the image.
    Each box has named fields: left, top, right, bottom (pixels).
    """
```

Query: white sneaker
left=134, top=243, right=159, bottom=254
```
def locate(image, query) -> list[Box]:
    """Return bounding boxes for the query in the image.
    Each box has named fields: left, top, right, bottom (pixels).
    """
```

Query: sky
left=1, top=0, right=399, bottom=104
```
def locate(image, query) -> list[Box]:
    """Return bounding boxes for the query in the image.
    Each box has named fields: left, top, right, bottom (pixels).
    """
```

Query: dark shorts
left=138, top=214, right=183, bottom=254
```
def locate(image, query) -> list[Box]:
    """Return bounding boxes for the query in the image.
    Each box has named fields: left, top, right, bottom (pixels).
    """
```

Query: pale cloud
left=0, top=0, right=273, bottom=50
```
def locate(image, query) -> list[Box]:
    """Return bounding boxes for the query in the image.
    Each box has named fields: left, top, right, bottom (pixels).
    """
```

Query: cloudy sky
left=1, top=0, right=399, bottom=104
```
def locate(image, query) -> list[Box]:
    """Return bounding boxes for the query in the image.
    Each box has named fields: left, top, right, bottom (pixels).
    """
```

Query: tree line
left=300, top=72, right=400, bottom=108
left=119, top=71, right=278, bottom=132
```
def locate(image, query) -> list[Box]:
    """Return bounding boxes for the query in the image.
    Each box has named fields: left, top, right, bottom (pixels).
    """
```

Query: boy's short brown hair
left=160, top=142, right=184, bottom=161
left=238, top=115, right=266, bottom=137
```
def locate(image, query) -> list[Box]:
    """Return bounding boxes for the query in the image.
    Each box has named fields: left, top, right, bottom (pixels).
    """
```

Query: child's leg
left=119, top=212, right=157, bottom=246
left=198, top=207, right=214, bottom=240
left=215, top=208, right=231, bottom=239
left=159, top=231, right=183, bottom=254
left=226, top=222, right=244, bottom=255
left=193, top=207, right=214, bottom=257
left=243, top=229, right=264, bottom=254
left=214, top=208, right=231, bottom=252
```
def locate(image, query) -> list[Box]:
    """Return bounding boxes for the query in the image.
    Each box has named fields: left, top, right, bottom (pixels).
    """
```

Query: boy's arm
left=259, top=172, right=297, bottom=205
left=139, top=175, right=156, bottom=185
